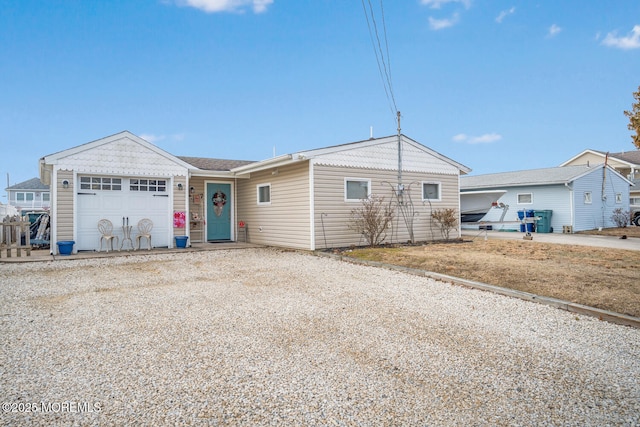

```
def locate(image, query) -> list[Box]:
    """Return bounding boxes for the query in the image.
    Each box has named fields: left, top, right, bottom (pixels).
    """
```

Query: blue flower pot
left=175, top=236, right=188, bottom=248
left=57, top=241, right=75, bottom=256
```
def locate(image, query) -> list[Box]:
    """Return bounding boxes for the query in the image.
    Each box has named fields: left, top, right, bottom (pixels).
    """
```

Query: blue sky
left=1, top=0, right=639, bottom=193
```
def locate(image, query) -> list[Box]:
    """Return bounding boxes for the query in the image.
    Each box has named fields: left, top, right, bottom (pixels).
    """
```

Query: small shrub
left=348, top=195, right=394, bottom=247
left=431, top=208, right=458, bottom=240
left=611, top=208, right=629, bottom=228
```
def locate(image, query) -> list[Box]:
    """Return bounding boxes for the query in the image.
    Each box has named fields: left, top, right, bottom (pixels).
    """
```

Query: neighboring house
left=461, top=165, right=632, bottom=233
left=5, top=177, right=50, bottom=212
left=561, top=149, right=640, bottom=223
left=39, top=131, right=470, bottom=254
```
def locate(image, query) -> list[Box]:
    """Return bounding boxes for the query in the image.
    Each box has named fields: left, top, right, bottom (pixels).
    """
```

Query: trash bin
left=57, top=240, right=75, bottom=255
left=175, top=236, right=189, bottom=248
left=535, top=210, right=553, bottom=233
left=517, top=210, right=525, bottom=220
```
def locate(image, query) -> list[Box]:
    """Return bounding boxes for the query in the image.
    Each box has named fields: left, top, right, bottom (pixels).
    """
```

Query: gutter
left=231, top=154, right=300, bottom=175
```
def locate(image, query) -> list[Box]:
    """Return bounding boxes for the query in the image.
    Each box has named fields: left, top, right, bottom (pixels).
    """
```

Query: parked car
left=632, top=204, right=640, bottom=226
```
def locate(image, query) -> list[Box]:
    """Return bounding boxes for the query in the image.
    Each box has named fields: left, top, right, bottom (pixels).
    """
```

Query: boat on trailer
left=460, top=190, right=507, bottom=222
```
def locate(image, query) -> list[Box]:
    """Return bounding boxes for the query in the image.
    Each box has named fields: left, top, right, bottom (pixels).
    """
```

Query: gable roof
left=608, top=150, right=640, bottom=165
left=232, top=134, right=471, bottom=175
left=461, top=165, right=631, bottom=190
left=560, top=148, right=640, bottom=168
left=41, top=131, right=195, bottom=170
left=300, top=134, right=471, bottom=174
left=39, top=131, right=198, bottom=183
left=6, top=177, right=49, bottom=191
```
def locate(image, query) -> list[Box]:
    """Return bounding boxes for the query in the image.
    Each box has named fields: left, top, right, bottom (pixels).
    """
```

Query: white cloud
left=421, top=0, right=471, bottom=10
left=547, top=24, right=562, bottom=37
left=429, top=13, right=459, bottom=30
left=452, top=133, right=502, bottom=144
left=140, top=133, right=164, bottom=143
left=139, top=133, right=186, bottom=144
left=177, top=0, right=273, bottom=14
left=601, top=25, right=640, bottom=50
left=495, top=7, right=515, bottom=24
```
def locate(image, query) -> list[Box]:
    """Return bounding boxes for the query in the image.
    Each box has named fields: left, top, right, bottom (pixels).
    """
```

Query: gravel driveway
left=1, top=248, right=639, bottom=426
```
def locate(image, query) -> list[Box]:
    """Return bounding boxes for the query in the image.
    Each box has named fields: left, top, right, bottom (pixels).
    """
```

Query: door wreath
left=212, top=191, right=227, bottom=217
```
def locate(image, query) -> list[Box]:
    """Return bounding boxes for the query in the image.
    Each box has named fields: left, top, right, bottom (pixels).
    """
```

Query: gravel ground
left=1, top=248, right=639, bottom=426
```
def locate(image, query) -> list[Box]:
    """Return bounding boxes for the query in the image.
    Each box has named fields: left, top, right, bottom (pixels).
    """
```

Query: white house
left=5, top=177, right=50, bottom=213
left=461, top=165, right=633, bottom=233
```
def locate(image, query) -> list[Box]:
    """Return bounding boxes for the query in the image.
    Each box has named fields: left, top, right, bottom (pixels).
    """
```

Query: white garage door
left=76, top=176, right=171, bottom=251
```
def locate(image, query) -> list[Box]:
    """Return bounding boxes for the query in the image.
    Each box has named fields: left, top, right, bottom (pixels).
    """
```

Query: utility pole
left=397, top=111, right=403, bottom=198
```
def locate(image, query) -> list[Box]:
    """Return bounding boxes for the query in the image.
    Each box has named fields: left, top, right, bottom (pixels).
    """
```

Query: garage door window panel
left=130, top=179, right=167, bottom=192
left=80, top=177, right=122, bottom=191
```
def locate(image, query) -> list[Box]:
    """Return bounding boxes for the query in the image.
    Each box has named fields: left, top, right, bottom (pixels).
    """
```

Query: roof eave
left=231, top=154, right=300, bottom=175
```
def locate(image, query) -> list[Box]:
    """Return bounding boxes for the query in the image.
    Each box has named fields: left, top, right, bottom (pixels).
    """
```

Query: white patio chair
left=135, top=218, right=153, bottom=250
left=98, top=219, right=119, bottom=252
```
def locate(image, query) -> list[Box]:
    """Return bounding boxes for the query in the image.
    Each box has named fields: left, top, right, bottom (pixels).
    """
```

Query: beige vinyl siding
left=56, top=170, right=74, bottom=241
left=236, top=161, right=310, bottom=249
left=172, top=176, right=187, bottom=236
left=313, top=165, right=460, bottom=249
left=565, top=153, right=630, bottom=172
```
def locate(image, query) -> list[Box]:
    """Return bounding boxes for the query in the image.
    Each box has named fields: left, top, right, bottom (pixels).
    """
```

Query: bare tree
left=348, top=195, right=394, bottom=247
left=431, top=208, right=458, bottom=240
left=611, top=208, right=629, bottom=228
left=624, top=85, right=640, bottom=149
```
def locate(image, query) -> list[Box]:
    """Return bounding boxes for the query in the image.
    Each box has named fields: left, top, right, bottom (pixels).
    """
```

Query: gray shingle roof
left=6, top=177, right=49, bottom=191
left=177, top=156, right=256, bottom=171
left=461, top=165, right=597, bottom=190
left=589, top=149, right=640, bottom=165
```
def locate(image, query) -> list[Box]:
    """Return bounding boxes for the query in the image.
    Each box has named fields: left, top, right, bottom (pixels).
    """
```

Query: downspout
left=565, top=182, right=574, bottom=231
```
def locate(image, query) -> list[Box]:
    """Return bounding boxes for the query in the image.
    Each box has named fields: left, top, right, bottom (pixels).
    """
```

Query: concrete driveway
left=462, top=229, right=640, bottom=251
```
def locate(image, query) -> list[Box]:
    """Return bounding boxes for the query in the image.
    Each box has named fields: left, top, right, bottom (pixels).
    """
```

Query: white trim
left=232, top=154, right=295, bottom=174
left=72, top=172, right=77, bottom=252
left=584, top=191, right=592, bottom=204
left=615, top=192, right=623, bottom=204
left=42, top=131, right=195, bottom=170
left=205, top=180, right=235, bottom=242
left=344, top=178, right=371, bottom=202
left=421, top=181, right=442, bottom=202
left=297, top=135, right=471, bottom=174
left=257, top=183, right=272, bottom=205
left=560, top=149, right=638, bottom=169
left=309, top=160, right=315, bottom=250
left=517, top=192, right=533, bottom=204
left=51, top=168, right=58, bottom=254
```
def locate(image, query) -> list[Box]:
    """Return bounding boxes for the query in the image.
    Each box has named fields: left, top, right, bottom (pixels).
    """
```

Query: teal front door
left=207, top=183, right=231, bottom=241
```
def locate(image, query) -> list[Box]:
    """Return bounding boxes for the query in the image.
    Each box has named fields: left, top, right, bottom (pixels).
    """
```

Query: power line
left=361, top=0, right=398, bottom=120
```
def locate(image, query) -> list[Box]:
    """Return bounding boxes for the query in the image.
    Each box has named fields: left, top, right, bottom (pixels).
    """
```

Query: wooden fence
left=0, top=216, right=31, bottom=258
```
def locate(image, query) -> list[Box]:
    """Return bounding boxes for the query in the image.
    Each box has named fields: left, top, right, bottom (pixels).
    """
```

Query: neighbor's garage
left=76, top=175, right=171, bottom=251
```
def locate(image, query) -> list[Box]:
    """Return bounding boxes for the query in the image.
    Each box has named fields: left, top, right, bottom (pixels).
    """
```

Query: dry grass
left=344, top=234, right=640, bottom=318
